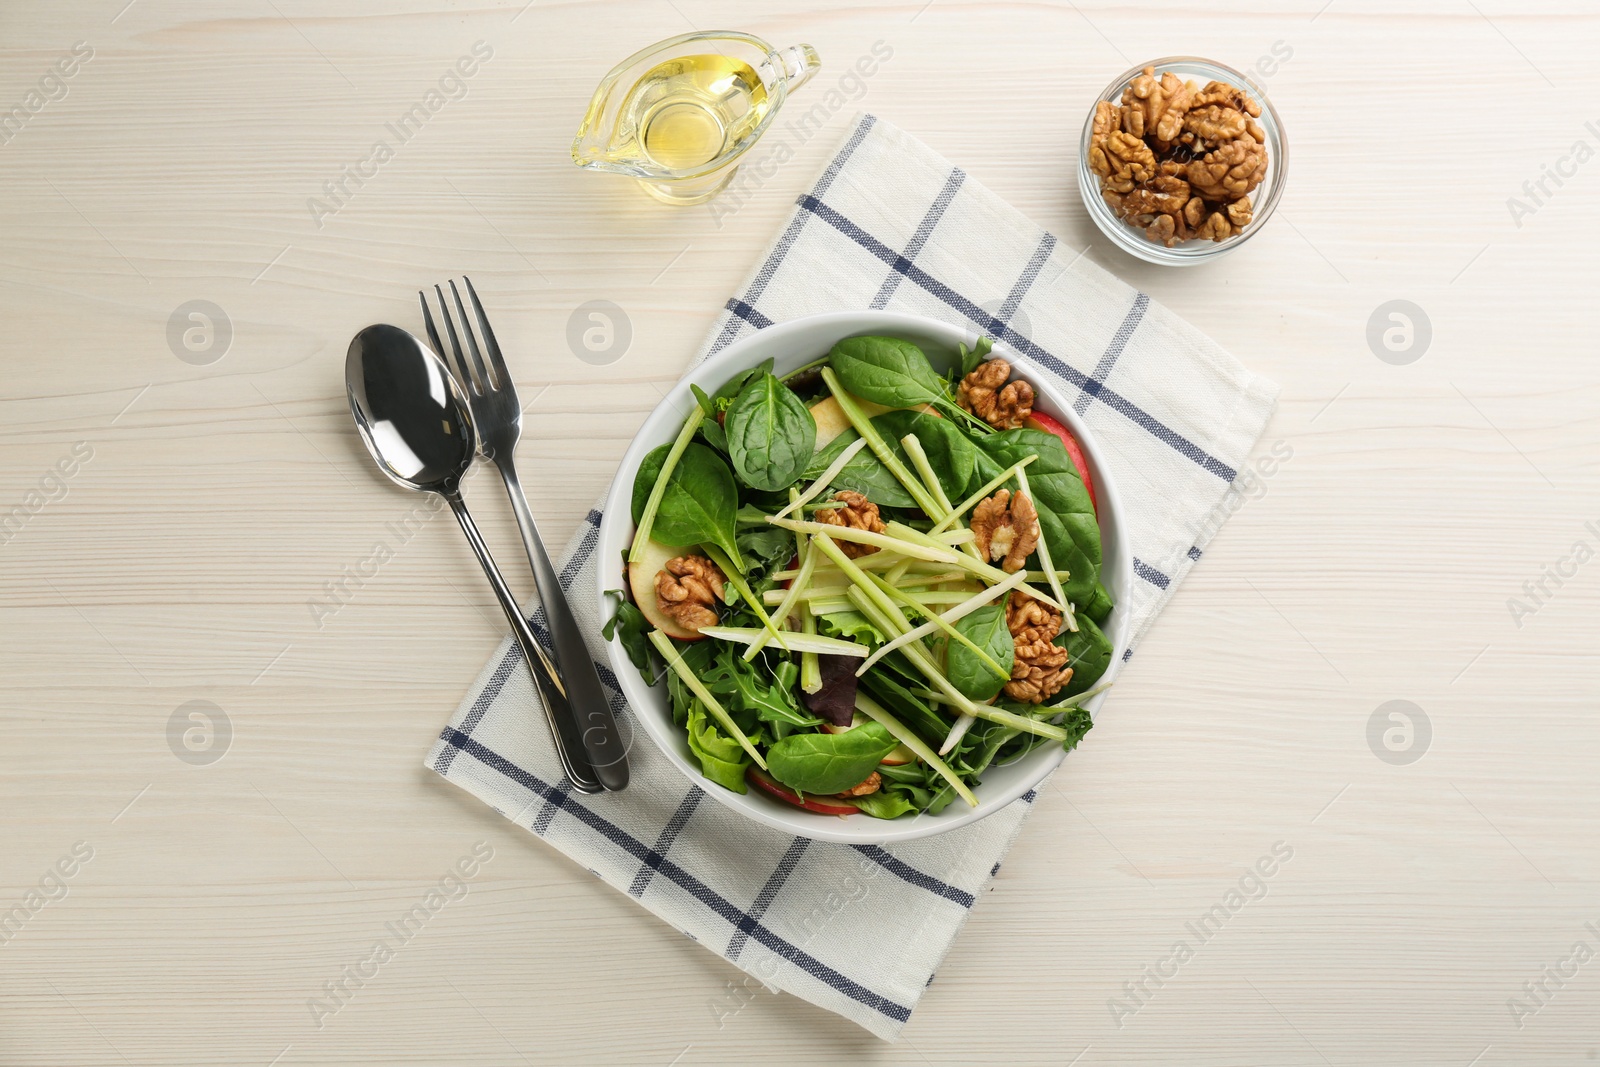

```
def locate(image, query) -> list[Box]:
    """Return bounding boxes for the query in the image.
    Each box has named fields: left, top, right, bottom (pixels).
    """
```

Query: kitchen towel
left=426, top=113, right=1279, bottom=1041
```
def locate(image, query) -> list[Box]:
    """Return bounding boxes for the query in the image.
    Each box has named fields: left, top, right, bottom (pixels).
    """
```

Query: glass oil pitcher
left=572, top=31, right=821, bottom=206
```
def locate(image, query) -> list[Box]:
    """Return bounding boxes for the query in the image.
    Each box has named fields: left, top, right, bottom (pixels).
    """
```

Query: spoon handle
left=493, top=460, right=630, bottom=792
left=444, top=491, right=602, bottom=795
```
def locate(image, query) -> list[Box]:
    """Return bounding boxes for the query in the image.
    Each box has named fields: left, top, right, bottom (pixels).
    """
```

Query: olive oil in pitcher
left=572, top=32, right=821, bottom=205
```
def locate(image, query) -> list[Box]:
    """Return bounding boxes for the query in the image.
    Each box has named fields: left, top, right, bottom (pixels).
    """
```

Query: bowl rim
left=1078, top=54, right=1289, bottom=266
left=596, top=310, right=1132, bottom=845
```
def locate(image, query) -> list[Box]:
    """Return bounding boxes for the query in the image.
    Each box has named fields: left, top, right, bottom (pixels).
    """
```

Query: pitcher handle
left=771, top=43, right=821, bottom=93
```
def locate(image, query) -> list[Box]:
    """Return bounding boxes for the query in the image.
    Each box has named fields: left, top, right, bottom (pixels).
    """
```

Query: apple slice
left=1025, top=410, right=1097, bottom=512
left=627, top=537, right=703, bottom=641
left=820, top=712, right=917, bottom=766
left=809, top=395, right=939, bottom=448
left=746, top=766, right=859, bottom=816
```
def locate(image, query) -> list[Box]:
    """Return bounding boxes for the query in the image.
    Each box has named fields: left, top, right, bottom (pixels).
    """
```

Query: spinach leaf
left=735, top=526, right=794, bottom=575
left=712, top=358, right=773, bottom=404
left=685, top=702, right=749, bottom=793
left=946, top=604, right=1013, bottom=701
left=806, top=428, right=916, bottom=508
left=724, top=373, right=817, bottom=492
left=1084, top=580, right=1114, bottom=625
left=1057, top=613, right=1113, bottom=697
left=699, top=418, right=729, bottom=455
left=601, top=589, right=654, bottom=681
left=829, top=336, right=946, bottom=408
left=956, top=337, right=992, bottom=381
left=803, top=409, right=977, bottom=508
left=976, top=429, right=1100, bottom=601
left=629, top=442, right=741, bottom=564
left=849, top=790, right=917, bottom=819
left=766, top=722, right=898, bottom=795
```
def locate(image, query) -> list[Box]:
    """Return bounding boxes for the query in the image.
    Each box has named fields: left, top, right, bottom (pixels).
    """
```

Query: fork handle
left=495, top=461, right=630, bottom=792
left=444, top=491, right=603, bottom=795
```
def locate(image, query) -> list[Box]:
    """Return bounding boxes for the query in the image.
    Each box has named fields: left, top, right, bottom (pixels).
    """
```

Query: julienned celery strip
left=819, top=367, right=943, bottom=518
left=799, top=602, right=822, bottom=693
left=900, top=433, right=952, bottom=521
left=773, top=437, right=868, bottom=520
left=766, top=588, right=975, bottom=608
left=938, top=714, right=976, bottom=755
left=1013, top=465, right=1074, bottom=632
left=885, top=521, right=1064, bottom=611
left=931, top=455, right=1039, bottom=534
left=766, top=517, right=959, bottom=563
left=856, top=569, right=1029, bottom=676
left=932, top=529, right=976, bottom=546
left=812, top=535, right=913, bottom=636
left=742, top=531, right=819, bottom=660
left=862, top=571, right=1013, bottom=683
left=701, top=543, right=788, bottom=650
left=849, top=588, right=1067, bottom=742
left=628, top=409, right=705, bottom=564
left=647, top=629, right=767, bottom=769
left=702, top=626, right=867, bottom=657
left=854, top=692, right=978, bottom=808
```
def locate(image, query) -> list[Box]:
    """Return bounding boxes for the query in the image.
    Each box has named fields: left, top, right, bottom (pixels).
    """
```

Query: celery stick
left=864, top=571, right=1011, bottom=682
left=701, top=543, right=788, bottom=650
left=856, top=569, right=1028, bottom=676
left=885, top=521, right=1064, bottom=611
left=813, top=534, right=914, bottom=632
left=773, top=437, right=868, bottom=519
left=648, top=629, right=766, bottom=768
left=900, top=433, right=953, bottom=521
left=855, top=692, right=978, bottom=808
left=743, top=532, right=819, bottom=660
left=819, top=367, right=943, bottom=517
left=931, top=455, right=1038, bottom=534
left=702, top=626, right=867, bottom=656
left=938, top=714, right=976, bottom=755
left=767, top=517, right=961, bottom=563
left=628, top=410, right=705, bottom=564
left=1015, top=465, right=1071, bottom=630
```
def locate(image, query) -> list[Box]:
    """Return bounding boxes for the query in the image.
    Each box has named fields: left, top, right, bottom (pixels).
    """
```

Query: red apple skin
left=1025, top=411, right=1097, bottom=512
left=746, top=767, right=858, bottom=816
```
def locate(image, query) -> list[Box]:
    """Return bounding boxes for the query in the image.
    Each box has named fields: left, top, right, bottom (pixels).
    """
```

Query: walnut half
left=1003, top=589, right=1071, bottom=704
left=971, top=489, right=1040, bottom=573
left=957, top=358, right=1034, bottom=430
left=835, top=771, right=881, bottom=798
left=655, top=555, right=724, bottom=633
left=815, top=491, right=885, bottom=557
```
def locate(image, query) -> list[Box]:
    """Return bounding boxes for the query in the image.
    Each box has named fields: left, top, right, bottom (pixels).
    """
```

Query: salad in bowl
left=598, top=311, right=1128, bottom=844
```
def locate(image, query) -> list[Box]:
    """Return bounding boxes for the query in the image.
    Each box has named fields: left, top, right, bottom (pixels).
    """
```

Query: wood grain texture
left=3, top=1, right=1598, bottom=1064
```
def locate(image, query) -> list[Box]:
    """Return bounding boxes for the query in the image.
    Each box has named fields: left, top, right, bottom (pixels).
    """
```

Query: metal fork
left=421, top=278, right=629, bottom=793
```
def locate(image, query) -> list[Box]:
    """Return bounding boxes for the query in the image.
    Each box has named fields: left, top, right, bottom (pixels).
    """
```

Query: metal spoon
left=345, top=323, right=625, bottom=793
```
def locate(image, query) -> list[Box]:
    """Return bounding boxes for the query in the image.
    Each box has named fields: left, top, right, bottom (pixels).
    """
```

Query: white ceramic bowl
left=597, top=311, right=1132, bottom=844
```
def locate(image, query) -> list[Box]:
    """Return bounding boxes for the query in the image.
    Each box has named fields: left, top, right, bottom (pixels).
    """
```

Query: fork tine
left=432, top=284, right=476, bottom=395
left=462, top=276, right=510, bottom=392
left=449, top=280, right=496, bottom=393
left=418, top=289, right=446, bottom=365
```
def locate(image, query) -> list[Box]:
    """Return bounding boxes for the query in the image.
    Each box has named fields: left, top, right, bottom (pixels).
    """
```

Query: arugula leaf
left=685, top=702, right=750, bottom=793
left=600, top=589, right=654, bottom=681
left=957, top=336, right=992, bottom=381
left=947, top=604, right=1014, bottom=701
left=629, top=442, right=742, bottom=566
left=975, top=429, right=1100, bottom=601
left=1058, top=707, right=1094, bottom=752
left=849, top=790, right=918, bottom=820
left=828, top=336, right=946, bottom=408
left=766, top=722, right=898, bottom=795
left=703, top=645, right=820, bottom=728
left=725, top=373, right=817, bottom=492
left=1057, top=613, right=1113, bottom=697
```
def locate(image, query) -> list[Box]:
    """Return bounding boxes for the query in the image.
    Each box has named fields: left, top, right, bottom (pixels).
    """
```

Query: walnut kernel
left=1003, top=590, right=1072, bottom=704
left=655, top=555, right=724, bottom=633
left=815, top=491, right=886, bottom=558
left=957, top=358, right=1035, bottom=430
left=971, top=489, right=1041, bottom=573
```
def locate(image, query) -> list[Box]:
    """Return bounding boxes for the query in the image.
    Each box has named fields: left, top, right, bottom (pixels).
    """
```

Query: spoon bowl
left=346, top=323, right=476, bottom=493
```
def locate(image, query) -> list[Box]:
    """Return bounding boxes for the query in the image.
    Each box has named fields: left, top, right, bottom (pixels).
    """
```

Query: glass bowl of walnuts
left=1078, top=56, right=1287, bottom=266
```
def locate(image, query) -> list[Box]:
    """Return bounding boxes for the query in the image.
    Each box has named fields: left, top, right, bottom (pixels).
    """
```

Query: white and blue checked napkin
left=426, top=114, right=1279, bottom=1041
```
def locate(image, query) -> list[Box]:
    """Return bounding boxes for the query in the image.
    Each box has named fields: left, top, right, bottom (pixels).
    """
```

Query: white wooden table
left=3, top=2, right=1594, bottom=1063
